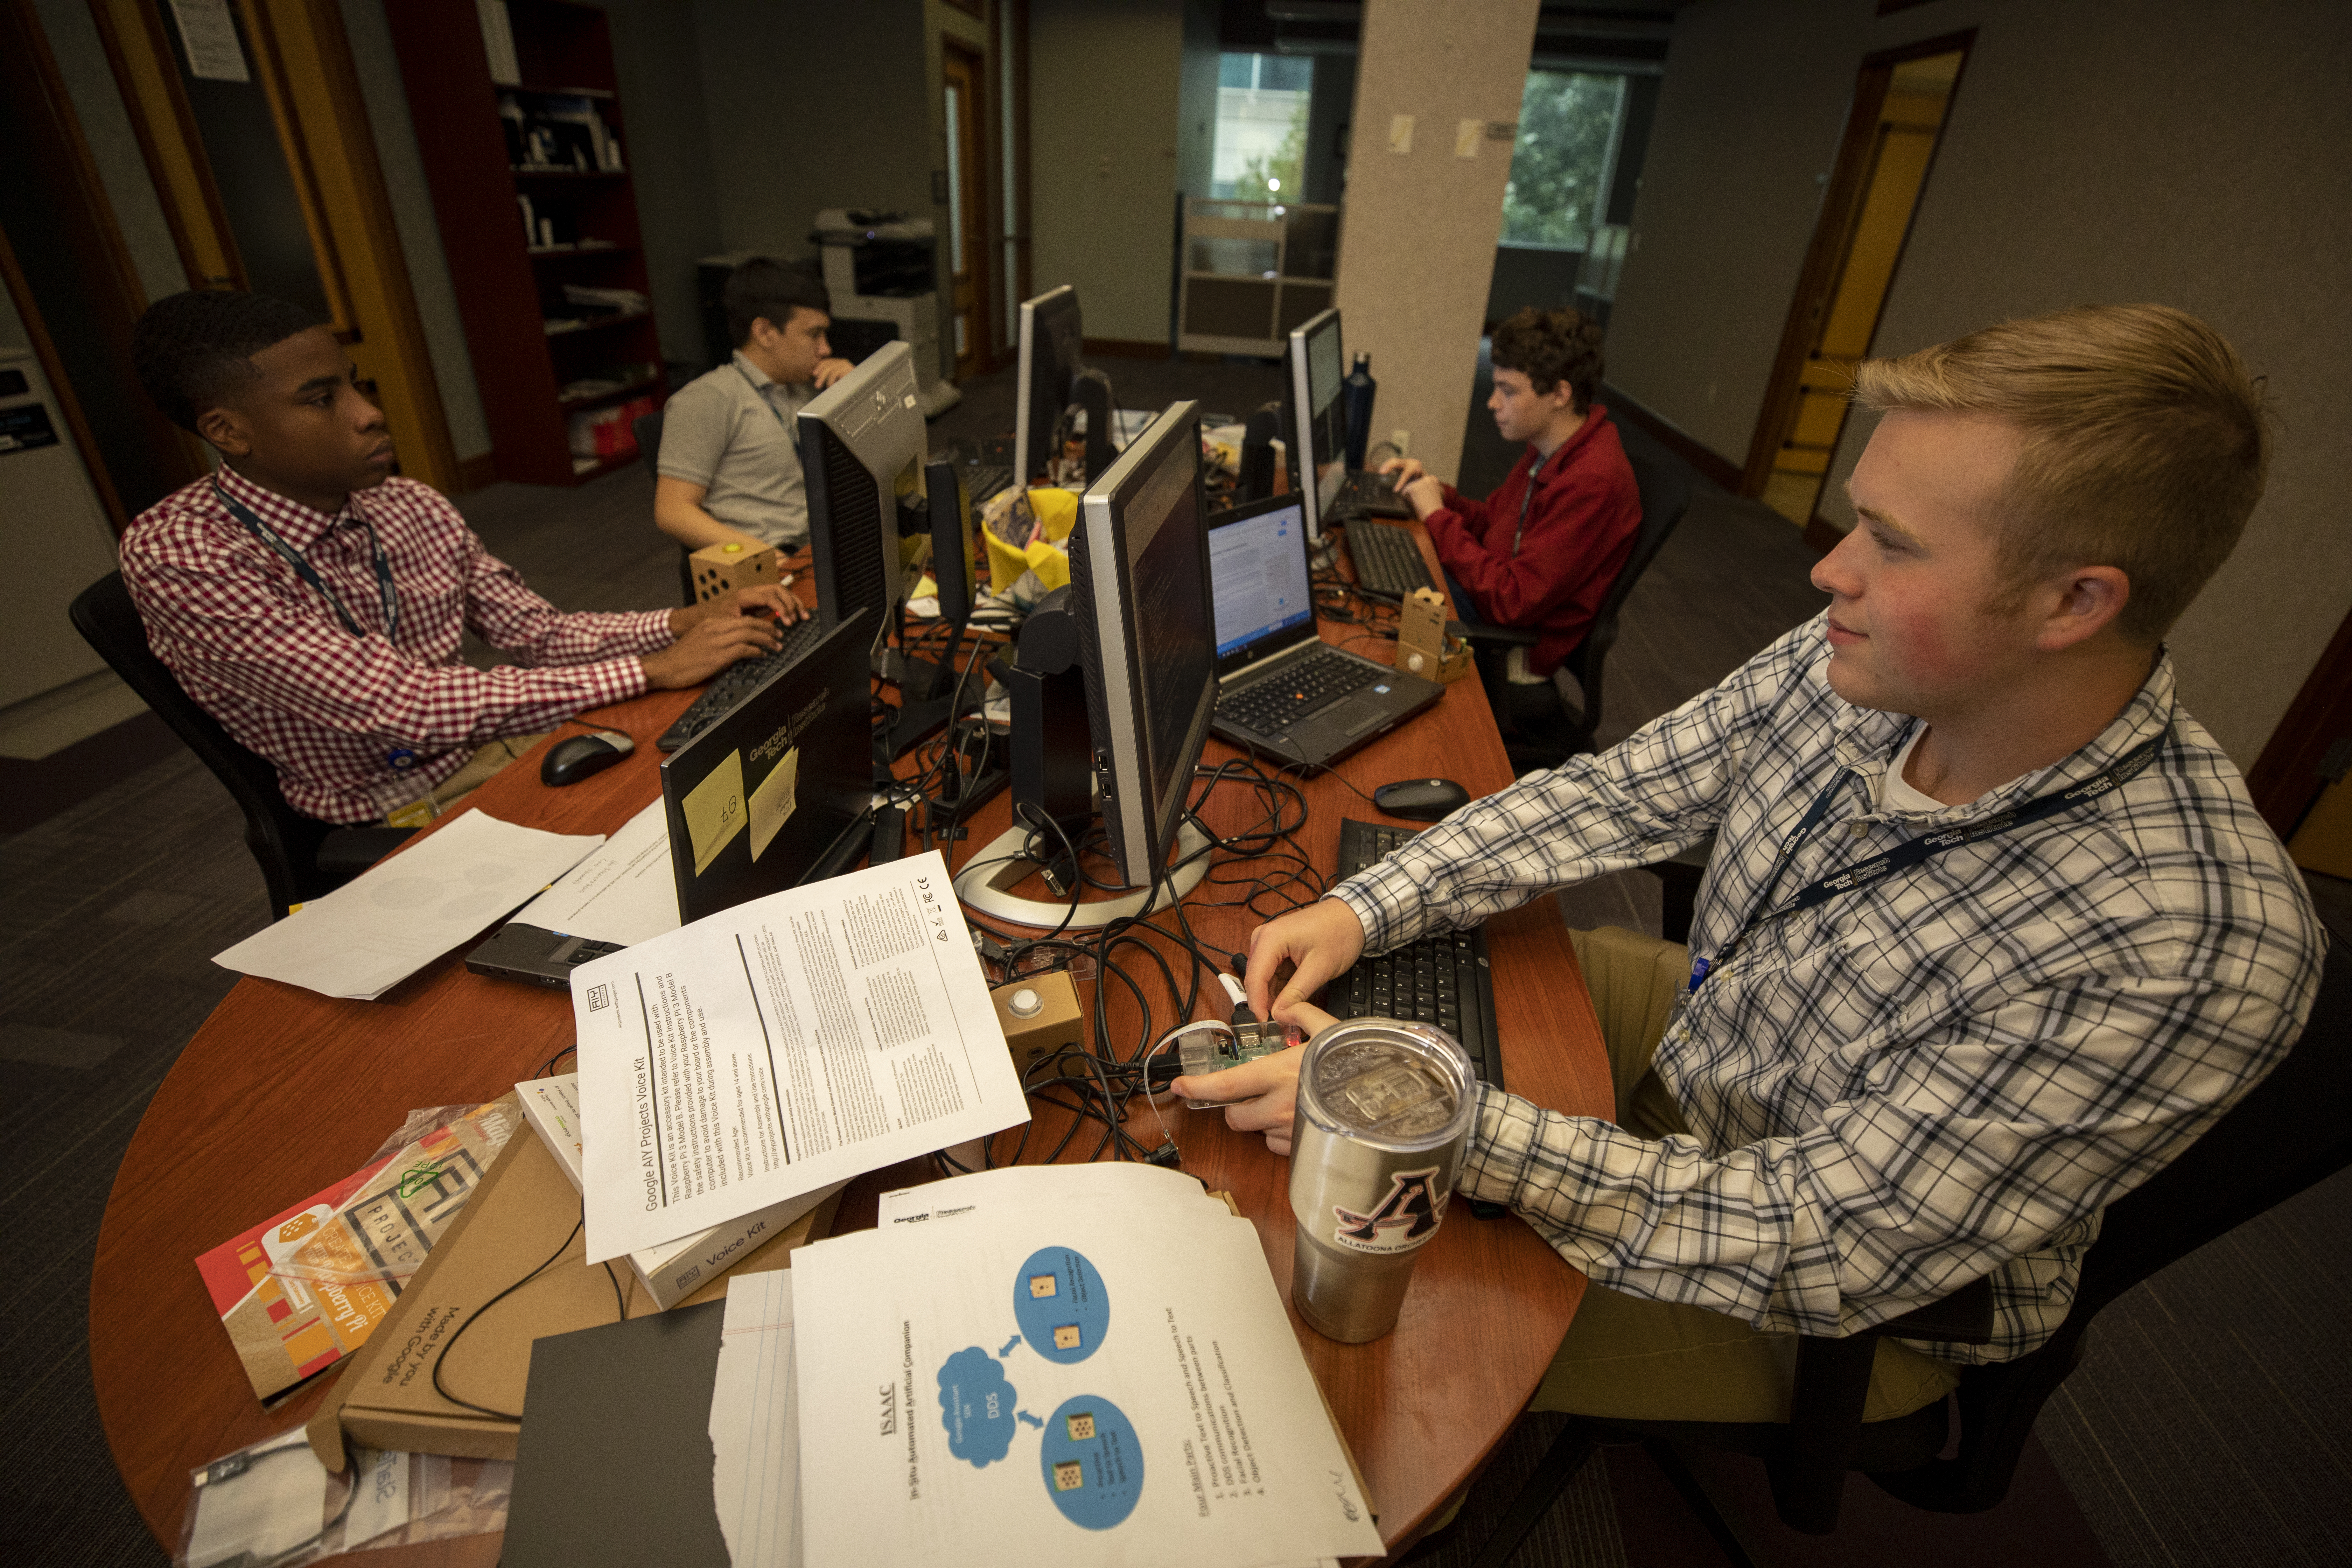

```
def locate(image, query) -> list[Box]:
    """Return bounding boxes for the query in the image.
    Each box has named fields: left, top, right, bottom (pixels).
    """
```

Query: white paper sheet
left=511, top=798, right=681, bottom=945
left=876, top=1162, right=1228, bottom=1230
left=213, top=812, right=604, bottom=1000
left=571, top=851, right=1029, bottom=1263
left=709, top=1270, right=802, bottom=1568
left=793, top=1198, right=1385, bottom=1567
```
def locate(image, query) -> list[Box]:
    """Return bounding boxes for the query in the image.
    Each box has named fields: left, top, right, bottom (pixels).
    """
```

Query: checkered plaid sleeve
left=1331, top=616, right=1820, bottom=954
left=458, top=526, right=675, bottom=665
left=1457, top=958, right=2309, bottom=1349
left=125, top=542, right=649, bottom=752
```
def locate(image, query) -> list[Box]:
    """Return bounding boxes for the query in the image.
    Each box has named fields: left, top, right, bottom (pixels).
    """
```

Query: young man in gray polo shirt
left=654, top=259, right=853, bottom=554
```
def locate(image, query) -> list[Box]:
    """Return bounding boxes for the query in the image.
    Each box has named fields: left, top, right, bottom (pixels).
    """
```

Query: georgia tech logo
left=1330, top=1166, right=1448, bottom=1255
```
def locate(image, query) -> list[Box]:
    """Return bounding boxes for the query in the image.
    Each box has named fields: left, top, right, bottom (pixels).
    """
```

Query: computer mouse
left=1373, top=777, right=1471, bottom=821
left=541, top=729, right=635, bottom=787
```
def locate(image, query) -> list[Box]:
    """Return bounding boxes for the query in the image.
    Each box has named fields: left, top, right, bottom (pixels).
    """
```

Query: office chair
left=1451, top=446, right=1691, bottom=771
left=69, top=574, right=413, bottom=922
left=631, top=407, right=694, bottom=606
left=1467, top=929, right=2352, bottom=1566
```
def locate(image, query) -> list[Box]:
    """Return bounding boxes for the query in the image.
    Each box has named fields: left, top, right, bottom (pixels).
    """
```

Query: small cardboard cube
left=1052, top=1323, right=1082, bottom=1350
left=689, top=540, right=783, bottom=602
left=1396, top=586, right=1475, bottom=683
left=1053, top=1461, right=1085, bottom=1491
left=1066, top=1412, right=1096, bottom=1441
left=1028, top=1273, right=1058, bottom=1298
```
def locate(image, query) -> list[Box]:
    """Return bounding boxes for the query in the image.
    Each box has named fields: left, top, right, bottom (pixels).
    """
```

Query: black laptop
left=1206, top=494, right=1444, bottom=768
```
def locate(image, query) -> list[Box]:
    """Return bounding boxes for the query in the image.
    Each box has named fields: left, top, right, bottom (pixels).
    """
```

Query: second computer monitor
left=1014, top=285, right=1085, bottom=485
left=799, top=339, right=927, bottom=636
left=1286, top=306, right=1350, bottom=539
left=1069, top=401, right=1218, bottom=890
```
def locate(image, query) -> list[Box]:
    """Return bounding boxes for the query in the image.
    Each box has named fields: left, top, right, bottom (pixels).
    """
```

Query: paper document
left=512, top=799, right=681, bottom=945
left=214, top=812, right=603, bottom=1000
left=709, top=1270, right=803, bottom=1568
left=793, top=1167, right=1385, bottom=1566
left=571, top=852, right=1029, bottom=1263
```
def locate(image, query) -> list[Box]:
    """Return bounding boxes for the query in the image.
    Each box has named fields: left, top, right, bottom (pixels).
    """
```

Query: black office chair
left=1452, top=446, right=1691, bottom=771
left=1468, top=929, right=2352, bottom=1566
left=69, top=573, right=413, bottom=921
left=631, top=407, right=695, bottom=607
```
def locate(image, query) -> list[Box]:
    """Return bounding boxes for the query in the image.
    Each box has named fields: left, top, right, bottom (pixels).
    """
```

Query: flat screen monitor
left=658, top=610, right=875, bottom=923
left=1285, top=306, right=1349, bottom=539
left=1014, top=285, right=1085, bottom=485
left=1068, top=402, right=1218, bottom=889
left=799, top=340, right=927, bottom=639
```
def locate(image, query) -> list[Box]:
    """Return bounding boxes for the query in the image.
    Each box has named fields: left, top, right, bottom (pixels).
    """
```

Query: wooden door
left=943, top=40, right=990, bottom=382
left=1743, top=35, right=1973, bottom=531
left=89, top=0, right=462, bottom=493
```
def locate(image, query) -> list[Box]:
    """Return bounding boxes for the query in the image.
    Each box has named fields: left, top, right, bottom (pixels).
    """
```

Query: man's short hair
left=132, top=290, right=320, bottom=433
left=1489, top=307, right=1605, bottom=413
left=723, top=259, right=830, bottom=347
left=1852, top=304, right=2271, bottom=643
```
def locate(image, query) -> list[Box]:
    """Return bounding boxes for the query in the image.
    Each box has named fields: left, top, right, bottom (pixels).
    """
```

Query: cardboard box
left=305, top=1127, right=839, bottom=1468
left=1396, top=586, right=1475, bottom=684
left=687, top=540, right=782, bottom=602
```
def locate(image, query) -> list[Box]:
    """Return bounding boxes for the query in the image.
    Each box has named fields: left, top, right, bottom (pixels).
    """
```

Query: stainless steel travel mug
left=1287, top=1018, right=1477, bottom=1343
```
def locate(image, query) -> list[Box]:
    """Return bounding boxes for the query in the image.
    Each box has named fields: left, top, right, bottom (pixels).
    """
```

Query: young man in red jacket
left=1381, top=308, right=1642, bottom=733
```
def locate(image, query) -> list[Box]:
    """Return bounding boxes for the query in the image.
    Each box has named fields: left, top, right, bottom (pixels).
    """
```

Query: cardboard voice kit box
left=305, top=1125, right=840, bottom=1468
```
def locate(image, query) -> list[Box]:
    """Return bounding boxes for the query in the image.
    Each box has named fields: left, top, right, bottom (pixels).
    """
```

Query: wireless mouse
left=1373, top=776, right=1471, bottom=821
left=541, top=729, right=635, bottom=787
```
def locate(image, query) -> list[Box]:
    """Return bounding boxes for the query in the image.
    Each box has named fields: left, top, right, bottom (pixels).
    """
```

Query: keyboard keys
left=656, top=616, right=827, bottom=751
left=1321, top=818, right=1503, bottom=1090
left=1347, top=521, right=1436, bottom=599
left=1217, top=650, right=1379, bottom=734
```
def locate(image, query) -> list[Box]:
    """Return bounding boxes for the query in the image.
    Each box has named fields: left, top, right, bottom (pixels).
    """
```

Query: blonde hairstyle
left=1851, top=304, right=2272, bottom=642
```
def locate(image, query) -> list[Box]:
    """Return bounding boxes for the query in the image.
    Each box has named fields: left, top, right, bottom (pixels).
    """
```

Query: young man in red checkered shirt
left=122, top=289, right=804, bottom=827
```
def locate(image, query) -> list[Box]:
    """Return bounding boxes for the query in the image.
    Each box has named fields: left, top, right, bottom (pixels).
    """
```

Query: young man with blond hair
left=1179, top=304, right=2323, bottom=1425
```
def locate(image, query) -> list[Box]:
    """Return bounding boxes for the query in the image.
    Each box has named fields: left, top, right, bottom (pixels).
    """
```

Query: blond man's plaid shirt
left=1333, top=615, right=2323, bottom=1362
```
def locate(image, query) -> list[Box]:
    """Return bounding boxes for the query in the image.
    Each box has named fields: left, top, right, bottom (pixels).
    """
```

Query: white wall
left=1335, top=0, right=1542, bottom=482
left=1028, top=0, right=1185, bottom=344
left=602, top=0, right=725, bottom=367
left=32, top=0, right=186, bottom=304
left=1608, top=0, right=2352, bottom=768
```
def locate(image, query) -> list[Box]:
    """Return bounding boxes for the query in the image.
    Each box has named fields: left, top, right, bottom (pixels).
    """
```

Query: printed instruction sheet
left=792, top=1167, right=1385, bottom=1566
left=511, top=798, right=681, bottom=946
left=570, top=851, right=1029, bottom=1264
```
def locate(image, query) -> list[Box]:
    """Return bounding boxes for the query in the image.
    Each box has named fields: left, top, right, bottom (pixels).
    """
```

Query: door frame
left=941, top=33, right=991, bottom=382
left=1740, top=28, right=1976, bottom=507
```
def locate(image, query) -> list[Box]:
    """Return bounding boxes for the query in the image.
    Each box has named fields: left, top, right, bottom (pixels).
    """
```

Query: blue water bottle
left=1342, top=353, right=1376, bottom=471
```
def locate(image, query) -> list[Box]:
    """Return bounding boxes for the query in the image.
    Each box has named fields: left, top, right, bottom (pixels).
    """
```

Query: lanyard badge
left=213, top=479, right=401, bottom=642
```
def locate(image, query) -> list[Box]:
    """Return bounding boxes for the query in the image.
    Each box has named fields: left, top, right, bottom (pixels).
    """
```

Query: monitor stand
left=872, top=603, right=966, bottom=763
left=954, top=816, right=1209, bottom=931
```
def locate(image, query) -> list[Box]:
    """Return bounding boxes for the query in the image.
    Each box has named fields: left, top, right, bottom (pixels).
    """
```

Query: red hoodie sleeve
left=1426, top=465, right=1631, bottom=629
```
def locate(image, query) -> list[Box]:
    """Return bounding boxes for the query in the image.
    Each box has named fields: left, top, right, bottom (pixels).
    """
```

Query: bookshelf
left=384, top=1, right=665, bottom=486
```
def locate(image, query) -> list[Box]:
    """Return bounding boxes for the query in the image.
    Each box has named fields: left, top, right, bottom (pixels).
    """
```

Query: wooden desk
left=90, top=549, right=1612, bottom=1561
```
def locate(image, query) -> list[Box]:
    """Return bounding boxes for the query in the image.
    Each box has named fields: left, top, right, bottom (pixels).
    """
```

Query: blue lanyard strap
left=1688, top=723, right=2171, bottom=993
left=735, top=364, right=790, bottom=429
left=212, top=478, right=399, bottom=643
left=1510, top=451, right=1548, bottom=557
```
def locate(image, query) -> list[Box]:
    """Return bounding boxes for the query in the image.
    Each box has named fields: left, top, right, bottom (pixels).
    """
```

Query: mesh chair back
left=1556, top=446, right=1690, bottom=742
left=68, top=572, right=330, bottom=917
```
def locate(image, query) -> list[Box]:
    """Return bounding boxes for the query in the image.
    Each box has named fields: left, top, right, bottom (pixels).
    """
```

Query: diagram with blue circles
left=932, top=1245, right=1142, bottom=1527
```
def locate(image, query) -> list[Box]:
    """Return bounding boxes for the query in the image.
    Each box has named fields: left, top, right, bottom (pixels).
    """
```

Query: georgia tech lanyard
left=1686, top=722, right=2171, bottom=995
left=213, top=478, right=399, bottom=642
left=735, top=362, right=790, bottom=429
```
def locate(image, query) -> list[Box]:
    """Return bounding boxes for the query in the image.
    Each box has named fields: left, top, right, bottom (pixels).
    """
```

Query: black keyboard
left=1216, top=649, right=1379, bottom=735
left=1330, top=470, right=1415, bottom=519
left=655, top=615, right=827, bottom=751
left=1346, top=520, right=1438, bottom=600
left=962, top=463, right=1014, bottom=506
left=1323, top=818, right=1502, bottom=1090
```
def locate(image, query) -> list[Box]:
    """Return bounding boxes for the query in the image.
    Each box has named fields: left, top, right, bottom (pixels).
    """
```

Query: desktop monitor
left=658, top=610, right=876, bottom=923
left=799, top=340, right=928, bottom=640
left=1013, top=285, right=1086, bottom=484
left=922, top=456, right=978, bottom=628
left=1069, top=402, right=1218, bottom=890
left=1285, top=306, right=1350, bottom=539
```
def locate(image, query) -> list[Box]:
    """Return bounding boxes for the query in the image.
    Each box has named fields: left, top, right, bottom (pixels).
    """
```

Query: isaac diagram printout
left=570, top=852, right=1029, bottom=1263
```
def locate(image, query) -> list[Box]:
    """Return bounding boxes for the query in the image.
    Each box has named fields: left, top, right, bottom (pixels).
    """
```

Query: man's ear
left=2034, top=565, right=2132, bottom=653
left=746, top=316, right=778, bottom=350
left=195, top=401, right=250, bottom=460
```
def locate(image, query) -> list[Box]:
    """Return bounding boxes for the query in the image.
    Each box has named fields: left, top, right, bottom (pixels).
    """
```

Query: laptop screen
left=1209, top=499, right=1314, bottom=666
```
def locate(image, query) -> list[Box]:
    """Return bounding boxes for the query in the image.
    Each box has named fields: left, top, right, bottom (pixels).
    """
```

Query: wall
left=1334, top=0, right=1542, bottom=482
left=32, top=0, right=185, bottom=304
left=1028, top=0, right=1185, bottom=345
left=340, top=0, right=491, bottom=461
left=1175, top=0, right=1220, bottom=206
left=602, top=0, right=724, bottom=368
left=1608, top=0, right=2352, bottom=766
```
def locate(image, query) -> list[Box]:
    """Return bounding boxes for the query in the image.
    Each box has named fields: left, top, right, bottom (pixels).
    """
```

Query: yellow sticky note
left=748, top=747, right=799, bottom=862
left=681, top=748, right=747, bottom=876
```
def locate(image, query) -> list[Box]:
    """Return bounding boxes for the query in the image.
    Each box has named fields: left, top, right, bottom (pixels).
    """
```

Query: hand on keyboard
left=643, top=610, right=792, bottom=688
left=1377, top=456, right=1428, bottom=489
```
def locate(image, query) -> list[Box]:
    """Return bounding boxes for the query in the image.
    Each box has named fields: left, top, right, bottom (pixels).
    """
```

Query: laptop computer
left=1206, top=493, right=1444, bottom=769
left=466, top=610, right=876, bottom=987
